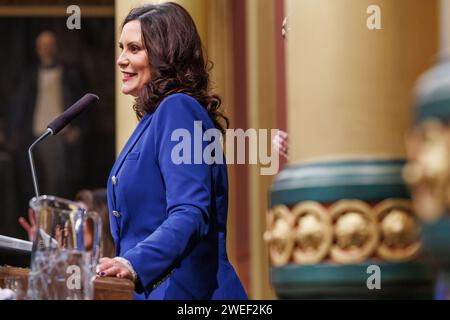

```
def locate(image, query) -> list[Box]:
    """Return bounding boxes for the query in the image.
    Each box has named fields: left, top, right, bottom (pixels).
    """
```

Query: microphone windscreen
left=47, top=93, right=99, bottom=135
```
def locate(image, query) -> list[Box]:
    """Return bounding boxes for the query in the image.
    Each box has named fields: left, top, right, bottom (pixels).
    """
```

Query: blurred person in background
left=8, top=30, right=87, bottom=227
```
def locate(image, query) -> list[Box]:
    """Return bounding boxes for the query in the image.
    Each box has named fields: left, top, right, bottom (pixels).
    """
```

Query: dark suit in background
left=7, top=63, right=87, bottom=238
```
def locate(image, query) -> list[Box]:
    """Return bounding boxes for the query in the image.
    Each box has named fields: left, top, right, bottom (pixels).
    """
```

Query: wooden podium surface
left=0, top=266, right=135, bottom=300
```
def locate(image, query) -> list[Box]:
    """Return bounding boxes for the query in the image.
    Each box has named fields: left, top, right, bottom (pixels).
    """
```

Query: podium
left=0, top=236, right=135, bottom=299
left=0, top=266, right=134, bottom=300
left=1, top=196, right=136, bottom=300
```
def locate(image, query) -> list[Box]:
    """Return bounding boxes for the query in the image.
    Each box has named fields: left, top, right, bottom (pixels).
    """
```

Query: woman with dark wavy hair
left=97, top=2, right=247, bottom=300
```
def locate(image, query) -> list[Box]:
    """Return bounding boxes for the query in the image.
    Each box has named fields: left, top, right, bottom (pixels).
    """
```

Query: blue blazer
left=107, top=93, right=247, bottom=300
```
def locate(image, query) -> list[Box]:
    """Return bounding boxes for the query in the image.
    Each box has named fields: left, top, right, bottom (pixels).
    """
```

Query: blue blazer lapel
left=112, top=113, right=153, bottom=177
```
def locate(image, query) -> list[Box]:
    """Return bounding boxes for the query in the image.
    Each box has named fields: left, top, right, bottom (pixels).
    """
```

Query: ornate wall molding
left=265, top=199, right=422, bottom=266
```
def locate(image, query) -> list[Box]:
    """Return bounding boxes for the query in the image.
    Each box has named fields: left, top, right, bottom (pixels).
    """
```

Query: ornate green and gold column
left=265, top=0, right=438, bottom=299
left=403, top=0, right=450, bottom=300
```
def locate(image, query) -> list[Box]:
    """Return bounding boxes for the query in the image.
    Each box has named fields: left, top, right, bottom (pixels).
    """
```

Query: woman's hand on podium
left=97, top=257, right=135, bottom=282
left=18, top=208, right=37, bottom=241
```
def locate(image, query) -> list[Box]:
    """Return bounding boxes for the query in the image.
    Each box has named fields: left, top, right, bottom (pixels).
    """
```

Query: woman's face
left=117, top=20, right=151, bottom=97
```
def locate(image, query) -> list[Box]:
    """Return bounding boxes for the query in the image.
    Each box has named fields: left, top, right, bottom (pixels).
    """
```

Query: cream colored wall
left=448, top=0, right=450, bottom=46
left=204, top=0, right=240, bottom=278
left=246, top=0, right=277, bottom=300
left=442, top=0, right=450, bottom=53
left=169, top=0, right=208, bottom=47
left=115, top=0, right=146, bottom=154
left=285, top=0, right=438, bottom=164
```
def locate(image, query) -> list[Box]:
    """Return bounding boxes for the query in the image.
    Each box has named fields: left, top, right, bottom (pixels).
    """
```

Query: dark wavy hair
left=123, top=2, right=229, bottom=134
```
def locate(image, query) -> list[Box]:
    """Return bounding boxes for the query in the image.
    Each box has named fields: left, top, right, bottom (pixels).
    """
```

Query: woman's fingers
left=18, top=217, right=31, bottom=230
left=99, top=257, right=111, bottom=264
left=273, top=134, right=288, bottom=149
left=101, top=266, right=122, bottom=277
left=18, top=217, right=31, bottom=233
left=274, top=140, right=287, bottom=151
left=28, top=208, right=36, bottom=226
left=98, top=258, right=115, bottom=272
left=97, top=258, right=131, bottom=279
left=277, top=130, right=288, bottom=139
left=279, top=149, right=289, bottom=159
left=272, top=130, right=289, bottom=160
left=96, top=258, right=135, bottom=281
left=273, top=140, right=288, bottom=154
left=117, top=269, right=132, bottom=279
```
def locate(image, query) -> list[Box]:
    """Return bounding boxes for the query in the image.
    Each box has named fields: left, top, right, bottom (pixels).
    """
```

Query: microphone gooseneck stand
left=27, top=93, right=99, bottom=198
left=28, top=128, right=53, bottom=198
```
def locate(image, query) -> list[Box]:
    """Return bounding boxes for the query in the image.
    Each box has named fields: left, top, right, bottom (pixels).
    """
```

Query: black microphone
left=47, top=93, right=99, bottom=135
left=28, top=93, right=99, bottom=197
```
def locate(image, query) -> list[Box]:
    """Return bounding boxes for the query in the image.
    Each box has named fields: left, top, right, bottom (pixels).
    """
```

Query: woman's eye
left=131, top=46, right=139, bottom=53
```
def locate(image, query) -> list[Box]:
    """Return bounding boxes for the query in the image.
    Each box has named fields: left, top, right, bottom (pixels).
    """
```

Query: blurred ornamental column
left=265, top=0, right=439, bottom=299
left=404, top=0, right=450, bottom=300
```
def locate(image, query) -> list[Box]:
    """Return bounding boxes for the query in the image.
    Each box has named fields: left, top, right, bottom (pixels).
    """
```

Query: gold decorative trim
left=329, top=200, right=379, bottom=264
left=265, top=199, right=422, bottom=267
left=291, top=202, right=332, bottom=265
left=264, top=205, right=294, bottom=267
left=374, top=199, right=421, bottom=262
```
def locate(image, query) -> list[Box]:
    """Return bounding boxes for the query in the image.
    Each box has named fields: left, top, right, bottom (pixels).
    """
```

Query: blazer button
left=112, top=210, right=121, bottom=218
left=112, top=176, right=118, bottom=185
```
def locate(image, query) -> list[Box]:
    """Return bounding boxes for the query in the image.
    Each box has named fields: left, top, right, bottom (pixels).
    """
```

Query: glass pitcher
left=27, top=195, right=102, bottom=300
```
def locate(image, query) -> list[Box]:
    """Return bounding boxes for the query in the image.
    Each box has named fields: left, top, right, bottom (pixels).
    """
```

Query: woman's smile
left=121, top=71, right=138, bottom=82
